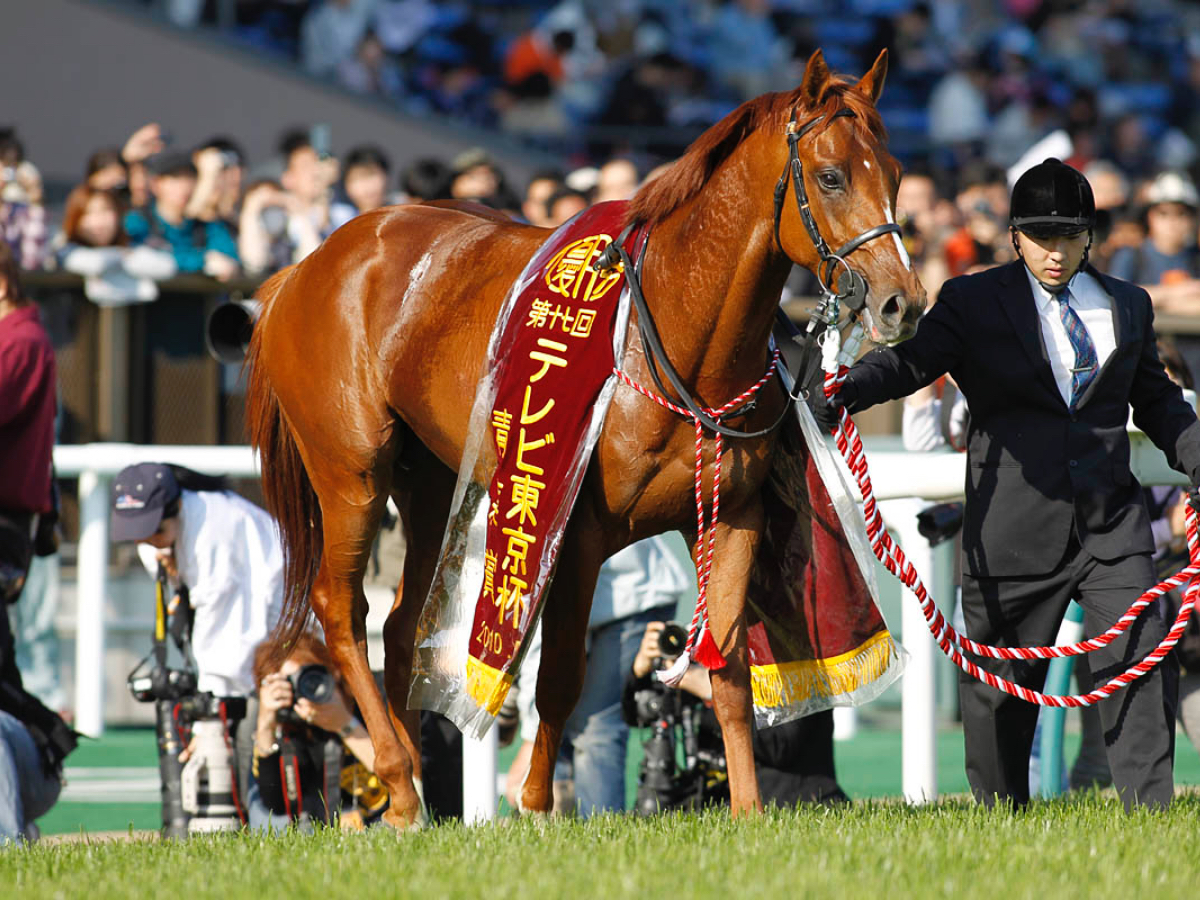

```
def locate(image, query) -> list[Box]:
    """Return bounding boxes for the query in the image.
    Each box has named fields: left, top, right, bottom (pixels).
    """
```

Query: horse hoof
left=525, top=811, right=550, bottom=830
left=382, top=802, right=428, bottom=832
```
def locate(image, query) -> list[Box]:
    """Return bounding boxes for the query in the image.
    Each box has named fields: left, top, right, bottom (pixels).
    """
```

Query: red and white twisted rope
left=822, top=353, right=1200, bottom=707
left=614, top=349, right=781, bottom=680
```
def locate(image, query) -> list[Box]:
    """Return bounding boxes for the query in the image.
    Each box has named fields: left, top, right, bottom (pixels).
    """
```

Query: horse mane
left=624, top=78, right=887, bottom=229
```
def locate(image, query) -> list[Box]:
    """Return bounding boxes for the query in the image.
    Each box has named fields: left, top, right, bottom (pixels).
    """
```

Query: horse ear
left=855, top=48, right=889, bottom=105
left=800, top=49, right=831, bottom=107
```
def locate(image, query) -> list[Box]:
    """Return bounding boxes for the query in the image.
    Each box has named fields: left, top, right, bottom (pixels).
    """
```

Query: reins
left=597, top=227, right=789, bottom=440
left=820, top=323, right=1200, bottom=707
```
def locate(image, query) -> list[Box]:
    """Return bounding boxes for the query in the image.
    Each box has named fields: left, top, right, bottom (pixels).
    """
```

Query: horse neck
left=639, top=137, right=794, bottom=396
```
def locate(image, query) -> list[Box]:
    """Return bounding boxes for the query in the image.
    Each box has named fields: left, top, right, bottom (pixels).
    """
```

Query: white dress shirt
left=1025, top=266, right=1116, bottom=406
left=902, top=388, right=969, bottom=452
left=139, top=489, right=285, bottom=697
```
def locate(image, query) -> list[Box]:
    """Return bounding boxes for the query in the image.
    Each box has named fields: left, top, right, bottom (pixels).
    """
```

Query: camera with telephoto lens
left=275, top=664, right=337, bottom=726
left=126, top=573, right=242, bottom=837
left=631, top=623, right=728, bottom=815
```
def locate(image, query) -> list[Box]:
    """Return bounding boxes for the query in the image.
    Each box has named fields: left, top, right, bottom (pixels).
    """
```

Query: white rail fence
left=53, top=428, right=1187, bottom=818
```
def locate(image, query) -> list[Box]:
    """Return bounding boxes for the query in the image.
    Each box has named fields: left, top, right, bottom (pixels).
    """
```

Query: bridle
left=772, top=105, right=902, bottom=317
left=594, top=101, right=903, bottom=439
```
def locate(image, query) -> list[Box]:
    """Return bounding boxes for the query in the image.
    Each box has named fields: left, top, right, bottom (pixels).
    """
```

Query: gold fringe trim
left=465, top=655, right=515, bottom=716
left=751, top=631, right=895, bottom=709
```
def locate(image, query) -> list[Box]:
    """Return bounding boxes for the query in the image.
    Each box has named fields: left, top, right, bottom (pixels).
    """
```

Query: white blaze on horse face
left=884, top=202, right=912, bottom=271
left=863, top=160, right=872, bottom=171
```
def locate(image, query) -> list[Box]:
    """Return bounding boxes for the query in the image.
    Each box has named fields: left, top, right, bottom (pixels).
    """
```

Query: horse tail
left=245, top=265, right=323, bottom=666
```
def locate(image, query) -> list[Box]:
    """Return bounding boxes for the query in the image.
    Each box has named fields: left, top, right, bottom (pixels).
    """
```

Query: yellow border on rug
left=751, top=630, right=895, bottom=709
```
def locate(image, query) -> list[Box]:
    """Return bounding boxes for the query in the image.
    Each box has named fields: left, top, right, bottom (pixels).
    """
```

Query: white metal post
left=74, top=469, right=110, bottom=738
left=832, top=706, right=858, bottom=741
left=461, top=727, right=498, bottom=823
left=882, top=498, right=938, bottom=804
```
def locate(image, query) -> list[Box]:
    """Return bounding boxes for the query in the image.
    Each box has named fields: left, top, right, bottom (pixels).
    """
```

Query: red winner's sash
left=410, top=202, right=639, bottom=737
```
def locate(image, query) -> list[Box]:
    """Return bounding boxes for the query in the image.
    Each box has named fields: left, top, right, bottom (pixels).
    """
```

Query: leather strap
left=604, top=236, right=788, bottom=440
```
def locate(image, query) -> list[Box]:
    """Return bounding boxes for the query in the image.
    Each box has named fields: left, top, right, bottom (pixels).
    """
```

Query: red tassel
left=693, top=628, right=727, bottom=670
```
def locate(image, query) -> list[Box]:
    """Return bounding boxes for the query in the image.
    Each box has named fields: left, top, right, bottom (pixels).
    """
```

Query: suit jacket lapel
left=1091, top=264, right=1129, bottom=346
left=1075, top=265, right=1131, bottom=410
left=997, top=261, right=1064, bottom=403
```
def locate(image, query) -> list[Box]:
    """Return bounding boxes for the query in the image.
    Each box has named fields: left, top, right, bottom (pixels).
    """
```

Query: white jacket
left=139, top=489, right=284, bottom=697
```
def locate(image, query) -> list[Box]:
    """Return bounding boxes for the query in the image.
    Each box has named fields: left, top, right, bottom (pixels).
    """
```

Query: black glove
left=806, top=390, right=844, bottom=434
left=1188, top=488, right=1200, bottom=517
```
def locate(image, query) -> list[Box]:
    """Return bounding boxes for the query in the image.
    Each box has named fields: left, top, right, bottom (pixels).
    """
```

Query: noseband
left=771, top=105, right=901, bottom=315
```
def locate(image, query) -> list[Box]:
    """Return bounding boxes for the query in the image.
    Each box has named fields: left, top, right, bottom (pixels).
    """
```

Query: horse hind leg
left=305, top=461, right=426, bottom=829
left=379, top=445, right=458, bottom=816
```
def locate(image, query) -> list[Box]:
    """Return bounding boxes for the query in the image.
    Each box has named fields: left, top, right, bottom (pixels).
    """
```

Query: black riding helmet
left=1009, top=159, right=1096, bottom=287
left=1010, top=158, right=1096, bottom=237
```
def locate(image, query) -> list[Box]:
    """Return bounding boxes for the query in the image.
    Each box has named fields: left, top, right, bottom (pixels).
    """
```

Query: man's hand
left=258, top=672, right=294, bottom=718
left=155, top=548, right=178, bottom=580
left=203, top=250, right=239, bottom=282
left=122, top=123, right=165, bottom=165
left=178, top=735, right=198, bottom=763
left=14, top=162, right=43, bottom=206
left=806, top=390, right=844, bottom=433
left=632, top=622, right=667, bottom=679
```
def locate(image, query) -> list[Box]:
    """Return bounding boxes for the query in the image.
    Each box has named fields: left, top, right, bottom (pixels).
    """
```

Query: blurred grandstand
left=111, top=0, right=1200, bottom=178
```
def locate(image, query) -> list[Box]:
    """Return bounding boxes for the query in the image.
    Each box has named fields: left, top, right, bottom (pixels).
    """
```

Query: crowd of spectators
left=6, top=105, right=1200, bottom=360
left=145, top=1, right=1200, bottom=170
left=4, top=2, right=1200, bottom=335
left=0, top=119, right=659, bottom=305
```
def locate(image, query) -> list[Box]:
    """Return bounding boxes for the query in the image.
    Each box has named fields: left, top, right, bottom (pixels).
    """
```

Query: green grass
left=39, top=721, right=1200, bottom=835
left=7, top=798, right=1200, bottom=898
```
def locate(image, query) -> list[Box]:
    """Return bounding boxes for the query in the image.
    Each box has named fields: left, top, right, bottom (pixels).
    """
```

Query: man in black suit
left=813, top=159, right=1200, bottom=810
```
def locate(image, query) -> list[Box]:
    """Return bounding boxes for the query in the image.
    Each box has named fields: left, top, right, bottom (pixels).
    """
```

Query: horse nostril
left=881, top=294, right=903, bottom=323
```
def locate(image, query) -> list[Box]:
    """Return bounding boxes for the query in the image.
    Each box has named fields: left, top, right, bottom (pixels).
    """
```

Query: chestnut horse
left=246, top=49, right=924, bottom=828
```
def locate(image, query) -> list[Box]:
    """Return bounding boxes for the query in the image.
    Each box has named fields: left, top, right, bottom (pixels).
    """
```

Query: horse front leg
left=520, top=520, right=604, bottom=814
left=697, top=499, right=765, bottom=815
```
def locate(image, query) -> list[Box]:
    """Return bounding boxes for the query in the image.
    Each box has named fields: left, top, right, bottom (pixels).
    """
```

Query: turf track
left=6, top=798, right=1200, bottom=899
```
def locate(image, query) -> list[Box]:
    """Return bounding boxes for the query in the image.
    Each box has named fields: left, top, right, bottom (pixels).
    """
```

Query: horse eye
left=817, top=170, right=842, bottom=191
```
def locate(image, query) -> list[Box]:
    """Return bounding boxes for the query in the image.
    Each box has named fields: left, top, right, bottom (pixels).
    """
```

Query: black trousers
left=959, top=541, right=1177, bottom=811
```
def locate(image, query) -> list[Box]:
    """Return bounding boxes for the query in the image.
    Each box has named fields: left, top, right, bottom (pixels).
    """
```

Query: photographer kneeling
left=248, top=631, right=387, bottom=831
left=623, top=622, right=848, bottom=813
left=112, top=462, right=283, bottom=834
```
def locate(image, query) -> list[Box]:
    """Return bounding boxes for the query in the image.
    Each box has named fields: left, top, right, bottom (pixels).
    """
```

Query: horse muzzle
left=869, top=288, right=925, bottom=345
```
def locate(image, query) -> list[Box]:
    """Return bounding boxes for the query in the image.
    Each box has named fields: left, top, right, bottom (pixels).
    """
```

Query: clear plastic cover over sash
left=408, top=246, right=632, bottom=738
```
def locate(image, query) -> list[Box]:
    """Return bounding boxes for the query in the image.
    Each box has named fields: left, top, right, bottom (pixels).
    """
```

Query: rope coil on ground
left=822, top=337, right=1200, bottom=707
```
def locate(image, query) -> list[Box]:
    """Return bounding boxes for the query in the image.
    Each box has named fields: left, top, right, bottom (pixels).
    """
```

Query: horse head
left=774, top=49, right=926, bottom=344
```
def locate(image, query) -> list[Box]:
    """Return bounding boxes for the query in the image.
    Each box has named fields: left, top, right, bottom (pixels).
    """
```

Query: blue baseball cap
left=111, top=463, right=181, bottom=542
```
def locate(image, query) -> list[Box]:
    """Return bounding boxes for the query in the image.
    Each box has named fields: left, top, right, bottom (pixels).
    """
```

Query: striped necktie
left=1055, top=287, right=1098, bottom=408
